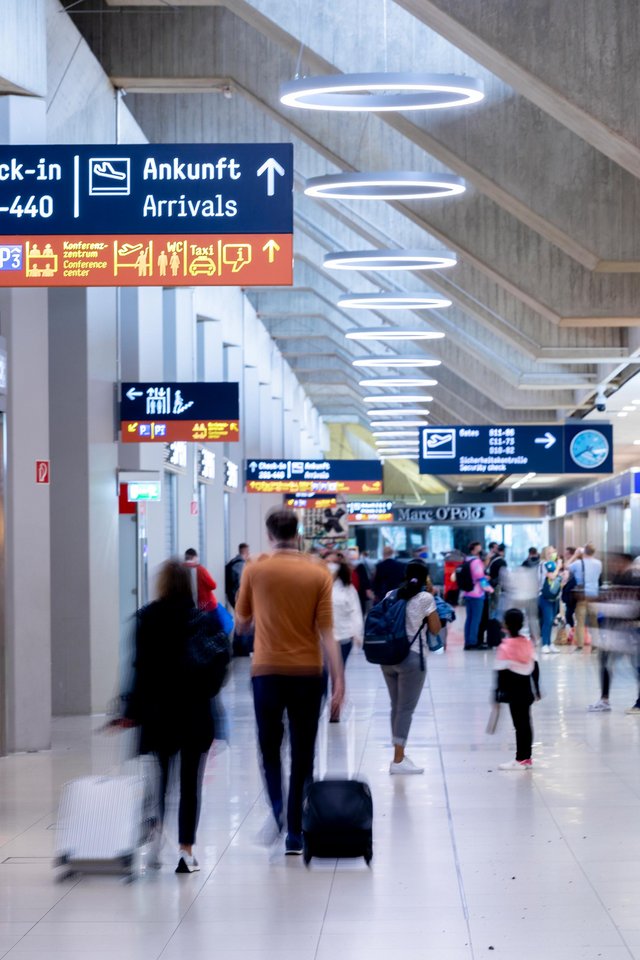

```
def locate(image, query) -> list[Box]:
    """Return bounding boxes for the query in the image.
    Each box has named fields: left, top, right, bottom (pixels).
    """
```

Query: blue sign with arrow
left=418, top=424, right=613, bottom=475
left=0, top=144, right=293, bottom=235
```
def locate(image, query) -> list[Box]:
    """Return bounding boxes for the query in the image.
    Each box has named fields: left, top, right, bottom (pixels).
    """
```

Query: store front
left=352, top=502, right=547, bottom=586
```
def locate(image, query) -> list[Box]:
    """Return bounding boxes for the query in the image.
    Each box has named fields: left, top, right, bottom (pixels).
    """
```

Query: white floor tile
left=0, top=632, right=639, bottom=958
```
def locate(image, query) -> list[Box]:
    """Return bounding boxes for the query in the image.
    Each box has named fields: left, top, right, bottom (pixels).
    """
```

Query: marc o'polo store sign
left=0, top=144, right=293, bottom=287
left=121, top=382, right=239, bottom=443
left=347, top=503, right=546, bottom=524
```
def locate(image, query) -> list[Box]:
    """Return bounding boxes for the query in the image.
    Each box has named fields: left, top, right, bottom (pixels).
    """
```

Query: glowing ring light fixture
left=339, top=293, right=452, bottom=310
left=379, top=453, right=419, bottom=460
left=363, top=395, right=433, bottom=403
left=370, top=420, right=429, bottom=427
left=367, top=409, right=430, bottom=417
left=305, top=172, right=465, bottom=201
left=280, top=73, right=484, bottom=112
left=352, top=357, right=440, bottom=368
left=359, top=378, right=437, bottom=387
left=346, top=327, right=445, bottom=341
left=325, top=249, right=457, bottom=272
left=372, top=430, right=420, bottom=438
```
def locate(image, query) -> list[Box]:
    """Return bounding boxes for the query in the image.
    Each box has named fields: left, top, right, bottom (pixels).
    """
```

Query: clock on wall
left=569, top=428, right=610, bottom=470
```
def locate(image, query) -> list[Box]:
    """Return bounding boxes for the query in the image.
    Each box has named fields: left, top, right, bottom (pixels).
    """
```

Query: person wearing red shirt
left=184, top=548, right=218, bottom=611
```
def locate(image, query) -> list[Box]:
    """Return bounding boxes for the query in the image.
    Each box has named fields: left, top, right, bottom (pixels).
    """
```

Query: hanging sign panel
left=418, top=424, right=613, bottom=475
left=0, top=144, right=293, bottom=287
left=246, top=459, right=383, bottom=494
left=121, top=382, right=239, bottom=443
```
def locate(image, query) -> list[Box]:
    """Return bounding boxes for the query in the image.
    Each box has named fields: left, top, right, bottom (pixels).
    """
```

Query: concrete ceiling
left=67, top=0, right=640, bottom=481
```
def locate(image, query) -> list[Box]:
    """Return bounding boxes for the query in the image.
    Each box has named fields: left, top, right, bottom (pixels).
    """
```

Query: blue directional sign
left=0, top=145, right=293, bottom=235
left=246, top=459, right=383, bottom=494
left=120, top=381, right=239, bottom=443
left=419, top=424, right=613, bottom=475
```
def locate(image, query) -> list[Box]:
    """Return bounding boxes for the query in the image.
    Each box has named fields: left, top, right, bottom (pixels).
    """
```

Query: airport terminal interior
left=2, top=1, right=640, bottom=958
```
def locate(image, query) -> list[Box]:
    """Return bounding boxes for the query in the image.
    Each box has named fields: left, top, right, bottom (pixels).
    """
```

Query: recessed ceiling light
left=633, top=440, right=640, bottom=445
left=305, top=172, right=466, bottom=201
left=623, top=406, right=636, bottom=411
left=363, top=395, right=433, bottom=403
left=346, top=327, right=445, bottom=341
left=352, top=357, right=441, bottom=368
left=372, top=430, right=420, bottom=438
left=367, top=409, right=430, bottom=417
left=326, top=250, right=457, bottom=272
left=617, top=411, right=628, bottom=417
left=280, top=73, right=484, bottom=112
left=359, top=378, right=438, bottom=387
left=339, top=293, right=452, bottom=310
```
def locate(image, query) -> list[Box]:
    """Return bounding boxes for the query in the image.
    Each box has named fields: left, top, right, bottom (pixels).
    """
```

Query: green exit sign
left=127, top=481, right=161, bottom=502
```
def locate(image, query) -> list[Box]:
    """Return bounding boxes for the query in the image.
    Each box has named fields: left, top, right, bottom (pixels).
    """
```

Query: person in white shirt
left=325, top=551, right=364, bottom=721
left=569, top=543, right=602, bottom=650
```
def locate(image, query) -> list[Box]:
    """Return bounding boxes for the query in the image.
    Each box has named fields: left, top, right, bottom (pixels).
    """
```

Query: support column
left=49, top=288, right=119, bottom=715
left=0, top=96, right=51, bottom=751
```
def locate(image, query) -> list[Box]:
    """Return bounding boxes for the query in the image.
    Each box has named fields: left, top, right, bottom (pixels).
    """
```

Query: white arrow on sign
left=534, top=431, right=557, bottom=449
left=257, top=157, right=285, bottom=196
left=126, top=387, right=143, bottom=401
left=249, top=460, right=258, bottom=472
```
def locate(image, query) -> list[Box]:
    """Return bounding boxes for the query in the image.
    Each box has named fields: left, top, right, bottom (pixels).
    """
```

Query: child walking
left=495, top=608, right=541, bottom=771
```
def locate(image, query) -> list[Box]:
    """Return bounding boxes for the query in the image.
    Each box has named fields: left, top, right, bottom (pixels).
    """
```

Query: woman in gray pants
left=381, top=560, right=441, bottom=775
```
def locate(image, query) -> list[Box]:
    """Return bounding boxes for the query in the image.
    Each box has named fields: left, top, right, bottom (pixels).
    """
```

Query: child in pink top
left=494, top=608, right=541, bottom=771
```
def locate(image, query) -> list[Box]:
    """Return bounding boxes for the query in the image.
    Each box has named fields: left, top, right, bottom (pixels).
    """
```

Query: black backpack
left=455, top=559, right=475, bottom=593
left=363, top=591, right=427, bottom=670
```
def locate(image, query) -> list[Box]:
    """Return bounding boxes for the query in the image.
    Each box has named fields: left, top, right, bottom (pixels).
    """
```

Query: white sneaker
left=587, top=700, right=611, bottom=712
left=625, top=704, right=640, bottom=715
left=389, top=756, right=424, bottom=775
left=498, top=759, right=533, bottom=771
left=175, top=851, right=200, bottom=874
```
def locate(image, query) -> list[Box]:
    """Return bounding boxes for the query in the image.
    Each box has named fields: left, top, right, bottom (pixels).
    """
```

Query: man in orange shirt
left=235, top=508, right=344, bottom=855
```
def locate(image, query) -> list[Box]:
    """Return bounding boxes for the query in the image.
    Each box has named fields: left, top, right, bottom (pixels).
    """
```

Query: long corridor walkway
left=1, top=635, right=640, bottom=960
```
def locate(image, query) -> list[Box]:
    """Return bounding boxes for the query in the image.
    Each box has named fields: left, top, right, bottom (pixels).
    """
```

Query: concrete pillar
left=49, top=288, right=119, bottom=715
left=0, top=96, right=51, bottom=751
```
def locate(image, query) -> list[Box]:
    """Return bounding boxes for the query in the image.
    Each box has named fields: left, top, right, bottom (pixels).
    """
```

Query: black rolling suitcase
left=487, top=618, right=504, bottom=648
left=302, top=778, right=373, bottom=865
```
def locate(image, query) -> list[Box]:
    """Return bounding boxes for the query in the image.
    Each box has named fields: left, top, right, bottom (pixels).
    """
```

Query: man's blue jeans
left=252, top=674, right=324, bottom=839
left=464, top=595, right=485, bottom=647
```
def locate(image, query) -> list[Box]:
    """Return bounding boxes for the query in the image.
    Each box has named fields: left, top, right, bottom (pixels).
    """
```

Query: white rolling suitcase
left=55, top=773, right=147, bottom=879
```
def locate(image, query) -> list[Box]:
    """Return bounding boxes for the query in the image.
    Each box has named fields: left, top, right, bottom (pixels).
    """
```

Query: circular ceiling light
left=370, top=420, right=428, bottom=427
left=280, top=73, right=484, bottom=112
left=346, top=327, right=445, bottom=341
left=376, top=443, right=420, bottom=449
left=367, top=408, right=429, bottom=417
left=305, top=172, right=465, bottom=201
left=379, top=453, right=419, bottom=460
left=363, top=395, right=433, bottom=403
left=352, top=357, right=440, bottom=368
left=375, top=438, right=421, bottom=444
left=339, top=293, right=452, bottom=310
left=326, top=250, right=457, bottom=272
left=372, top=430, right=420, bottom=438
left=359, top=378, right=437, bottom=387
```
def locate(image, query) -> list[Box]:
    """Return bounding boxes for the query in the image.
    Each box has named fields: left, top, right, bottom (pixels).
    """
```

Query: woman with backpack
left=379, top=560, right=441, bottom=775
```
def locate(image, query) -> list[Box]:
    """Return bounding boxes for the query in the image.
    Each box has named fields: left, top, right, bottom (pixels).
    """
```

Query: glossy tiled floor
left=1, top=628, right=640, bottom=960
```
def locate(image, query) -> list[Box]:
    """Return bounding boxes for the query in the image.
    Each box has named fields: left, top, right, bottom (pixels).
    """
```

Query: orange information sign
left=121, top=419, right=239, bottom=443
left=0, top=234, right=292, bottom=287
